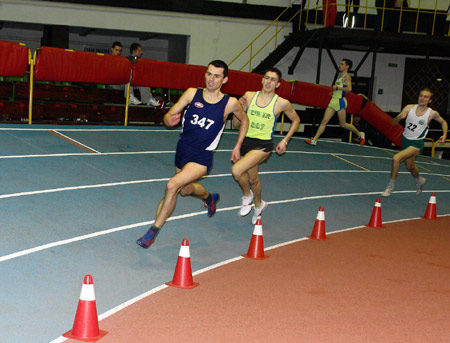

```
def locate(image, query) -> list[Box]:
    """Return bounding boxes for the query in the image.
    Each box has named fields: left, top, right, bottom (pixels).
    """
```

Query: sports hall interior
left=1, top=1, right=450, bottom=342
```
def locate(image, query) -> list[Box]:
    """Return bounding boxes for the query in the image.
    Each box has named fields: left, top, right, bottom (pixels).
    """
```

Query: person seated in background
left=110, top=41, right=122, bottom=56
left=127, top=42, right=161, bottom=107
left=108, top=41, right=125, bottom=91
left=343, top=114, right=365, bottom=144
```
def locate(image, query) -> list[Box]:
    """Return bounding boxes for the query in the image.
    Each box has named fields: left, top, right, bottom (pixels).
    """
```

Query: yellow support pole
left=124, top=81, right=131, bottom=126
left=306, top=0, right=311, bottom=28
left=349, top=114, right=353, bottom=143
left=381, top=0, right=386, bottom=32
left=415, top=0, right=421, bottom=33
left=397, top=1, right=403, bottom=33
left=249, top=44, right=253, bottom=72
left=275, top=19, right=278, bottom=48
left=280, top=112, right=285, bottom=135
left=431, top=0, right=438, bottom=36
left=431, top=139, right=450, bottom=158
left=363, top=0, right=368, bottom=29
left=28, top=50, right=36, bottom=125
left=228, top=0, right=297, bottom=69
left=314, top=2, right=319, bottom=28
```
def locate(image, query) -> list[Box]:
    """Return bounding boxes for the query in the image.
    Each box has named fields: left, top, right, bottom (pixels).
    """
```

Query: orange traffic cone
left=166, top=238, right=199, bottom=289
left=242, top=216, right=269, bottom=260
left=308, top=206, right=329, bottom=240
left=367, top=198, right=383, bottom=228
left=63, top=275, right=108, bottom=342
left=423, top=193, right=438, bottom=220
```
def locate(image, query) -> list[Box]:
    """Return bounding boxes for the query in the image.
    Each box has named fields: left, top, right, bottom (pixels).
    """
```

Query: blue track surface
left=0, top=124, right=449, bottom=343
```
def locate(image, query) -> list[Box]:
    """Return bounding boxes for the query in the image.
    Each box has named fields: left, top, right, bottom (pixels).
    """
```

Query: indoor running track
left=0, top=124, right=449, bottom=343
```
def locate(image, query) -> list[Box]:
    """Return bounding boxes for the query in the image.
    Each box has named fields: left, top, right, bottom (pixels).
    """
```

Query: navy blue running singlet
left=179, top=88, right=228, bottom=151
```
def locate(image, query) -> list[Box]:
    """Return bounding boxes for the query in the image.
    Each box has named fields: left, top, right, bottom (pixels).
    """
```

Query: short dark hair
left=264, top=67, right=282, bottom=81
left=208, top=60, right=229, bottom=78
left=342, top=59, right=353, bottom=70
left=111, top=41, right=122, bottom=49
left=130, top=43, right=142, bottom=54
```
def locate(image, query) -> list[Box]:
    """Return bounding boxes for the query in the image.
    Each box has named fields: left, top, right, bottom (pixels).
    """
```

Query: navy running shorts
left=175, top=140, right=213, bottom=173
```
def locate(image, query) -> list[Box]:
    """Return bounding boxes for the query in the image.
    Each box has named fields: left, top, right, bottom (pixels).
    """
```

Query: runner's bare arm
left=392, top=104, right=413, bottom=125
left=233, top=92, right=253, bottom=128
left=276, top=99, right=300, bottom=155
left=226, top=97, right=248, bottom=162
left=431, top=110, right=448, bottom=143
left=163, top=88, right=196, bottom=127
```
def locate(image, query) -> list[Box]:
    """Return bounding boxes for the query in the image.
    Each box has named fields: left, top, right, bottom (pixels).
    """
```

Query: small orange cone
left=308, top=206, right=329, bottom=240
left=242, top=216, right=269, bottom=260
left=423, top=193, right=438, bottom=220
left=63, top=275, right=108, bottom=342
left=367, top=198, right=384, bottom=228
left=166, top=238, right=199, bottom=289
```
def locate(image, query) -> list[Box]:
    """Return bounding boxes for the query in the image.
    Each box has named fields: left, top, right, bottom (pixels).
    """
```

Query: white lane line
left=0, top=178, right=170, bottom=200
left=2, top=170, right=450, bottom=200
left=1, top=149, right=449, bottom=171
left=0, top=128, right=179, bottom=132
left=0, top=150, right=176, bottom=159
left=2, top=191, right=450, bottom=264
left=1, top=127, right=447, bottom=166
left=49, top=214, right=450, bottom=343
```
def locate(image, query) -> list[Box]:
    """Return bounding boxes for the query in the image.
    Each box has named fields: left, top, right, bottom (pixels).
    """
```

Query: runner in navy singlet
left=137, top=60, right=248, bottom=248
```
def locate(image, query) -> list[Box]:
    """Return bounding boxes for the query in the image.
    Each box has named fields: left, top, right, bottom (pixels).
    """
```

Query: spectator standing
left=127, top=43, right=160, bottom=107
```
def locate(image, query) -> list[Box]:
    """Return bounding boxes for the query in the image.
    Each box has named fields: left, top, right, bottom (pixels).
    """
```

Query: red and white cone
left=423, top=193, right=438, bottom=220
left=308, top=206, right=328, bottom=240
left=166, top=238, right=199, bottom=289
left=242, top=216, right=269, bottom=260
left=367, top=198, right=384, bottom=228
left=63, top=275, right=108, bottom=342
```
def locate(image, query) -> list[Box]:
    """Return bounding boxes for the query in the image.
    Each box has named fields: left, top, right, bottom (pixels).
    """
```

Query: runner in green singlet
left=304, top=59, right=365, bottom=146
left=232, top=68, right=300, bottom=224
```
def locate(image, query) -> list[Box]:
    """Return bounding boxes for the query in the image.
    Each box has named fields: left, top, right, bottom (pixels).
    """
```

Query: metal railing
left=228, top=0, right=300, bottom=72
left=229, top=0, right=449, bottom=72
left=425, top=137, right=450, bottom=158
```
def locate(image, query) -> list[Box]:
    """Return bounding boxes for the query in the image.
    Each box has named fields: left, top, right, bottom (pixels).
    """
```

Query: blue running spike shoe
left=136, top=227, right=161, bottom=248
left=204, top=193, right=220, bottom=217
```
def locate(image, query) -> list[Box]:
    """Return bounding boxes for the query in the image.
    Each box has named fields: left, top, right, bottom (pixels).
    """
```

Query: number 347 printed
left=190, top=114, right=215, bottom=129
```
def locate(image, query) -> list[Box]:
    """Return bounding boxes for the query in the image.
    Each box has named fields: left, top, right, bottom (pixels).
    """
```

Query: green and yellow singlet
left=332, top=73, right=347, bottom=99
left=246, top=91, right=279, bottom=140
